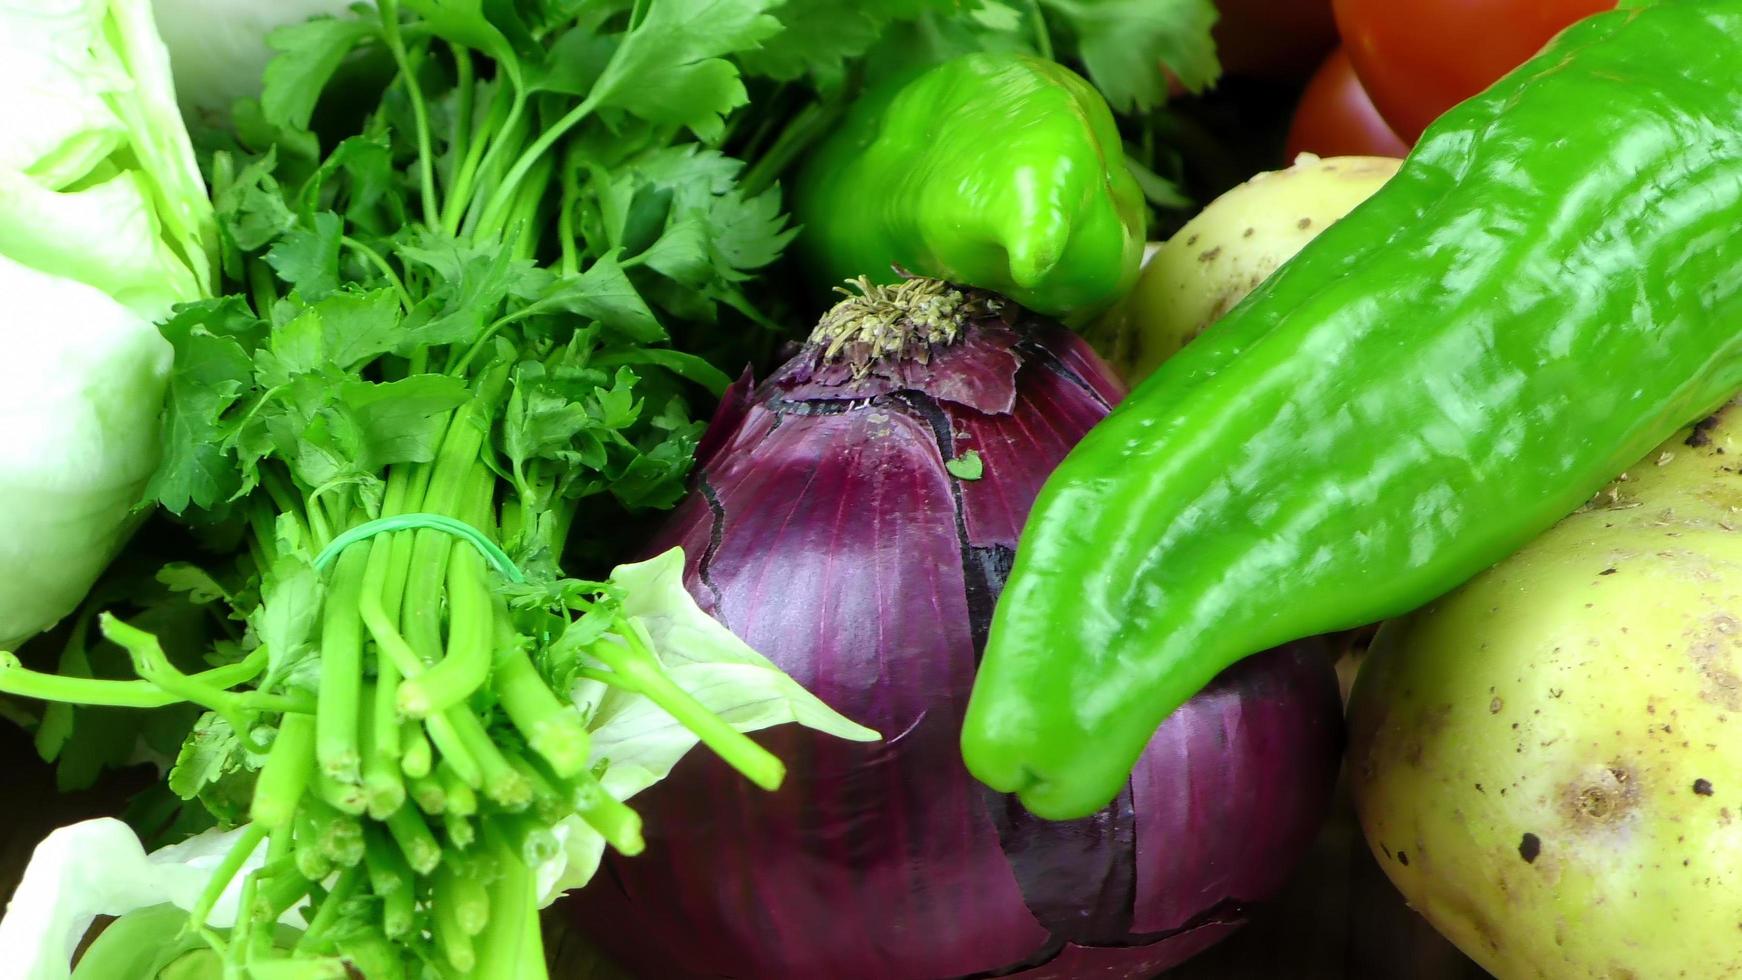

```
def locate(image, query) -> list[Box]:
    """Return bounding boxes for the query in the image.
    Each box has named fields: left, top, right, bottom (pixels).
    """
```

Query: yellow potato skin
left=1088, top=154, right=1399, bottom=384
left=1349, top=405, right=1742, bottom=979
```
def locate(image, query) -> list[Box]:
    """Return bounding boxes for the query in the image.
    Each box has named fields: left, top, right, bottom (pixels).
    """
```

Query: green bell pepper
left=794, top=52, right=1147, bottom=322
left=962, top=0, right=1742, bottom=819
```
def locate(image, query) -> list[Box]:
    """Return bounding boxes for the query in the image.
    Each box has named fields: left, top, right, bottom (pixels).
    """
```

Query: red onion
left=567, top=279, right=1343, bottom=978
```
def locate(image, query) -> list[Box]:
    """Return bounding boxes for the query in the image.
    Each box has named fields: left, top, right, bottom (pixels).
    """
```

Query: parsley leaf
left=539, top=253, right=666, bottom=343
left=591, top=0, right=784, bottom=139
left=1040, top=0, right=1220, bottom=109
left=146, top=299, right=265, bottom=515
left=264, top=212, right=345, bottom=299
left=736, top=0, right=956, bottom=84
left=261, top=16, right=381, bottom=140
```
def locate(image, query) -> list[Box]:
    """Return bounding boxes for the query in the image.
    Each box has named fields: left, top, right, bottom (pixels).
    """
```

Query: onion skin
left=566, top=282, right=1343, bottom=979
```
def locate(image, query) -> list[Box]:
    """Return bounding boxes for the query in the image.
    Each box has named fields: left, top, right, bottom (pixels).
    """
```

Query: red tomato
left=1213, top=0, right=1339, bottom=81
left=1333, top=0, right=1615, bottom=141
left=1284, top=47, right=1410, bottom=162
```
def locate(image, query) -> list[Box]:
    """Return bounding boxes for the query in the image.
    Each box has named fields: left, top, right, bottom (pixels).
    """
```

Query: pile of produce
left=3, top=0, right=1741, bottom=978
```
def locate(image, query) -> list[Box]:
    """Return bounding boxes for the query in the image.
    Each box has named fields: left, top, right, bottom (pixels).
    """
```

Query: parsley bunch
left=6, top=1, right=816, bottom=976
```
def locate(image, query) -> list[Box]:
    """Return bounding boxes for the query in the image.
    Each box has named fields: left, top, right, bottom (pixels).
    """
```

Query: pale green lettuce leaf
left=0, top=819, right=270, bottom=980
left=536, top=547, right=879, bottom=902
left=0, top=254, right=171, bottom=648
left=0, top=0, right=213, bottom=318
left=0, top=0, right=214, bottom=646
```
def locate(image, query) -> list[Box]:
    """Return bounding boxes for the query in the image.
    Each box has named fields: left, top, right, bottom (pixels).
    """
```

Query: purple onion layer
left=566, top=285, right=1343, bottom=979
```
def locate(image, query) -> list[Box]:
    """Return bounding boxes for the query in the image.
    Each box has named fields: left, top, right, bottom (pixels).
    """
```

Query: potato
left=1348, top=402, right=1742, bottom=979
left=1088, top=154, right=1399, bottom=384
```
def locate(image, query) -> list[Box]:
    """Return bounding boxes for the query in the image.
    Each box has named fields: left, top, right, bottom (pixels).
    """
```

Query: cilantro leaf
left=261, top=15, right=381, bottom=140
left=254, top=306, right=328, bottom=386
left=396, top=232, right=539, bottom=349
left=165, top=714, right=259, bottom=825
left=264, top=212, right=345, bottom=300
left=339, top=375, right=472, bottom=465
left=300, top=136, right=400, bottom=227
left=733, top=0, right=959, bottom=84
left=1041, top=0, right=1220, bottom=109
left=157, top=564, right=234, bottom=606
left=591, top=0, right=784, bottom=139
left=591, top=348, right=732, bottom=396
left=404, top=0, right=532, bottom=84
left=539, top=253, right=666, bottom=343
left=146, top=299, right=266, bottom=515
left=317, top=288, right=406, bottom=370
left=251, top=555, right=322, bottom=686
left=212, top=149, right=297, bottom=280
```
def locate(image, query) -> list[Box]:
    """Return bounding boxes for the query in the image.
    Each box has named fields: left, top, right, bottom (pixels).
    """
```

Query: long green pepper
left=963, top=0, right=1742, bottom=819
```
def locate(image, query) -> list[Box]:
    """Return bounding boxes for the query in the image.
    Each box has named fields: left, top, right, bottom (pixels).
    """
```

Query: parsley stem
left=445, top=812, right=476, bottom=850
left=303, top=794, right=364, bottom=866
left=340, top=235, right=413, bottom=310
left=244, top=691, right=317, bottom=714
left=434, top=878, right=478, bottom=972
left=294, top=864, right=363, bottom=954
left=437, top=858, right=491, bottom=936
left=492, top=811, right=559, bottom=869
left=503, top=749, right=570, bottom=826
left=557, top=145, right=584, bottom=277
left=247, top=258, right=278, bottom=320
left=493, top=637, right=590, bottom=778
left=293, top=807, right=333, bottom=880
left=260, top=467, right=313, bottom=549
left=385, top=802, right=443, bottom=875
left=444, top=74, right=519, bottom=235
left=226, top=867, right=261, bottom=965
left=0, top=646, right=266, bottom=707
left=253, top=859, right=314, bottom=925
left=473, top=829, right=542, bottom=980
left=250, top=711, right=316, bottom=829
left=409, top=769, right=447, bottom=814
left=360, top=681, right=406, bottom=819
left=591, top=616, right=785, bottom=791
left=362, top=825, right=410, bottom=896
left=188, top=822, right=269, bottom=930
left=379, top=0, right=438, bottom=228
left=504, top=152, right=552, bottom=263
left=476, top=92, right=600, bottom=238
left=426, top=711, right=484, bottom=786
left=97, top=614, right=269, bottom=737
left=316, top=544, right=370, bottom=787
left=363, top=827, right=416, bottom=937
left=399, top=468, right=495, bottom=717
left=449, top=44, right=475, bottom=191
left=400, top=719, right=435, bottom=779
left=438, top=761, right=478, bottom=816
left=396, top=560, right=487, bottom=715
left=1025, top=0, right=1055, bottom=61
left=739, top=98, right=844, bottom=198
left=360, top=474, right=428, bottom=685
left=571, top=766, right=645, bottom=856
left=383, top=882, right=416, bottom=941
left=450, top=704, right=532, bottom=808
left=400, top=411, right=483, bottom=689
left=315, top=767, right=367, bottom=815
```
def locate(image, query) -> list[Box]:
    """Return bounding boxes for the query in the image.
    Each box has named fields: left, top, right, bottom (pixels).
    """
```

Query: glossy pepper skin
left=962, top=0, right=1742, bottom=820
left=794, top=53, right=1147, bottom=323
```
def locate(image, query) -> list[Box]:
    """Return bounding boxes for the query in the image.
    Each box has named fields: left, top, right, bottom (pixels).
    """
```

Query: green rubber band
left=313, top=513, right=525, bottom=583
